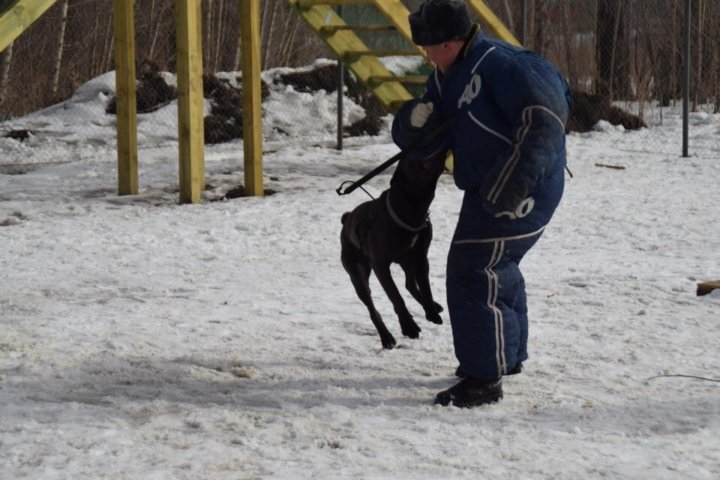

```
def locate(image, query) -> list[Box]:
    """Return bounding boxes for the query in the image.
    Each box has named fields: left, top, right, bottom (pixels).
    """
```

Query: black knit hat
left=409, top=0, right=473, bottom=46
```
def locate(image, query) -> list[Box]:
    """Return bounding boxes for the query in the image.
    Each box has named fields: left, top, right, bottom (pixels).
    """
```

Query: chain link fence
left=1, top=0, right=718, bottom=173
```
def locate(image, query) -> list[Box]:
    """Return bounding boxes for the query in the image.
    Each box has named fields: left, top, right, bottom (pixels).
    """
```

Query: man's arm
left=391, top=71, right=448, bottom=161
left=478, top=51, right=572, bottom=213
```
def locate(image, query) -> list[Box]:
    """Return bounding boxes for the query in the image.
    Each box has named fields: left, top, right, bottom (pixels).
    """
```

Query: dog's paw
left=400, top=321, right=421, bottom=339
left=381, top=335, right=397, bottom=349
left=425, top=312, right=443, bottom=325
left=433, top=301, right=444, bottom=313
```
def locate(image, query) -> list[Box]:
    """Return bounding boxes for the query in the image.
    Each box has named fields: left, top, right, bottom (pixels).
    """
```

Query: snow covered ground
left=1, top=67, right=720, bottom=479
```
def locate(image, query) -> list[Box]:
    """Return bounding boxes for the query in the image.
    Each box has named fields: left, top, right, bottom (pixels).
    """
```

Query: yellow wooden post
left=176, top=0, right=205, bottom=204
left=241, top=0, right=263, bottom=197
left=113, top=0, right=138, bottom=195
left=0, top=0, right=58, bottom=53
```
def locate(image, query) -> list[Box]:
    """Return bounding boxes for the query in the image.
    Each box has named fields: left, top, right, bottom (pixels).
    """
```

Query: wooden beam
left=288, top=1, right=412, bottom=111
left=241, top=0, right=263, bottom=197
left=0, top=0, right=57, bottom=53
left=344, top=49, right=420, bottom=58
left=369, top=75, right=427, bottom=85
left=697, top=280, right=720, bottom=296
left=176, top=0, right=205, bottom=204
left=296, top=0, right=371, bottom=7
left=113, top=0, right=138, bottom=195
left=466, top=0, right=521, bottom=46
left=320, top=24, right=397, bottom=33
left=371, top=0, right=425, bottom=58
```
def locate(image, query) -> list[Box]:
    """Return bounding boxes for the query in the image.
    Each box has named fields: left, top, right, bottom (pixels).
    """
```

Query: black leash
left=335, top=117, right=574, bottom=195
left=336, top=181, right=375, bottom=200
left=336, top=120, right=453, bottom=196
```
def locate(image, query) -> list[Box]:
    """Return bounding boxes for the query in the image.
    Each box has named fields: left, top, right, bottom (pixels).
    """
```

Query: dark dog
left=340, top=155, right=445, bottom=349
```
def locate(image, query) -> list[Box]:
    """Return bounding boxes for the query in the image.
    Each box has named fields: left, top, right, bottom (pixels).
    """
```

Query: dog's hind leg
left=342, top=253, right=397, bottom=349
left=371, top=262, right=421, bottom=339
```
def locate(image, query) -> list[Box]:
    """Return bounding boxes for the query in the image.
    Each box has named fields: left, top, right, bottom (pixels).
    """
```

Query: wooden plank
left=697, top=280, right=720, bottom=296
left=466, top=0, right=521, bottom=46
left=297, top=0, right=371, bottom=7
left=241, top=0, right=263, bottom=197
left=0, top=0, right=57, bottom=53
left=345, top=49, right=419, bottom=58
left=112, top=0, right=138, bottom=195
left=175, top=0, right=205, bottom=204
left=371, top=0, right=424, bottom=58
left=320, top=24, right=396, bottom=33
left=369, top=74, right=427, bottom=85
left=288, top=1, right=412, bottom=111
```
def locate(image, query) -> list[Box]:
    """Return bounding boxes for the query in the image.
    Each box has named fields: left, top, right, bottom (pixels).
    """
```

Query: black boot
left=434, top=377, right=503, bottom=408
left=455, top=363, right=523, bottom=378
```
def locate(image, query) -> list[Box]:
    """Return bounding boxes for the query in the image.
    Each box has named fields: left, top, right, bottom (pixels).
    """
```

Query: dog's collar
left=385, top=191, right=429, bottom=233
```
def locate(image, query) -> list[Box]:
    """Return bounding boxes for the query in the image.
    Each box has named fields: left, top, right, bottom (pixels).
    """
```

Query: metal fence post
left=336, top=5, right=344, bottom=151
left=520, top=0, right=527, bottom=45
left=337, top=59, right=344, bottom=151
left=683, top=0, right=691, bottom=158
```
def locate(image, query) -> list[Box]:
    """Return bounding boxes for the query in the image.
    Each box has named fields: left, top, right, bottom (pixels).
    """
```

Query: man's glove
left=410, top=101, right=434, bottom=128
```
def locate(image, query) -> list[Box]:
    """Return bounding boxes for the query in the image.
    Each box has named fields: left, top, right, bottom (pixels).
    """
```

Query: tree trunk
left=51, top=0, right=70, bottom=101
left=532, top=0, right=548, bottom=56
left=693, top=0, right=706, bottom=110
left=233, top=28, right=242, bottom=73
left=205, top=0, right=214, bottom=70
left=148, top=0, right=159, bottom=59
left=562, top=0, right=574, bottom=89
left=213, top=0, right=226, bottom=71
left=596, top=0, right=629, bottom=99
left=279, top=12, right=300, bottom=67
left=263, top=0, right=280, bottom=69
left=501, top=0, right=514, bottom=34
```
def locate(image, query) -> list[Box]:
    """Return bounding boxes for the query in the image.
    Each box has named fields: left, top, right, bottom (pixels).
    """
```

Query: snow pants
left=446, top=229, right=543, bottom=381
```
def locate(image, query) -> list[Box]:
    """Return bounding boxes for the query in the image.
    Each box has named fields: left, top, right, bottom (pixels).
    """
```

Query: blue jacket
left=392, top=27, right=572, bottom=239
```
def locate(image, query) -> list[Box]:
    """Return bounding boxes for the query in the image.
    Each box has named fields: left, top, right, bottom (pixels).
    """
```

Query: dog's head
left=391, top=152, right=446, bottom=194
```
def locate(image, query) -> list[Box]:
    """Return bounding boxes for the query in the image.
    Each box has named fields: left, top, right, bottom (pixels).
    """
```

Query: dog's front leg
left=401, top=256, right=443, bottom=325
left=372, top=262, right=421, bottom=339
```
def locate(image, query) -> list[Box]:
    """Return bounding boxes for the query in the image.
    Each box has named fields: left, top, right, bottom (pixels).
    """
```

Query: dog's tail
left=341, top=212, right=349, bottom=225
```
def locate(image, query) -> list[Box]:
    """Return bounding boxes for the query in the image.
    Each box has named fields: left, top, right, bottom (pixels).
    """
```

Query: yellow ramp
left=288, top=0, right=520, bottom=111
left=288, top=0, right=419, bottom=112
left=466, top=0, right=521, bottom=46
left=0, top=0, right=58, bottom=53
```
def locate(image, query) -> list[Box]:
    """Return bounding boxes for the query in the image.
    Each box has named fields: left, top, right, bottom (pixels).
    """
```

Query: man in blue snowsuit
left=392, top=0, right=572, bottom=408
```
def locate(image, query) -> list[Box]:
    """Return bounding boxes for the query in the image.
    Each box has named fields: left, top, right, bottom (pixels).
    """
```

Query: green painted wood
left=0, top=0, right=57, bottom=53
left=288, top=0, right=412, bottom=111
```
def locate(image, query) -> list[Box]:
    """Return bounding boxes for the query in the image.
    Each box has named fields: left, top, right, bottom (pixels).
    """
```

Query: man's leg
left=501, top=233, right=542, bottom=366
left=446, top=240, right=515, bottom=380
left=438, top=233, right=541, bottom=407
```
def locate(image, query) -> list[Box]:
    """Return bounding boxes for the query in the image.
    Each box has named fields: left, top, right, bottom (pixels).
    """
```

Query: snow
left=2, top=66, right=720, bottom=480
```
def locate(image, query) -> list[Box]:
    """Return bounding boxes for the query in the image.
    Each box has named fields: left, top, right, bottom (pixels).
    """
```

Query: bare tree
left=561, top=1, right=575, bottom=89
left=531, top=0, right=550, bottom=56
left=1, top=0, right=719, bottom=120
left=51, top=0, right=69, bottom=101
left=596, top=0, right=630, bottom=99
left=500, top=0, right=515, bottom=34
